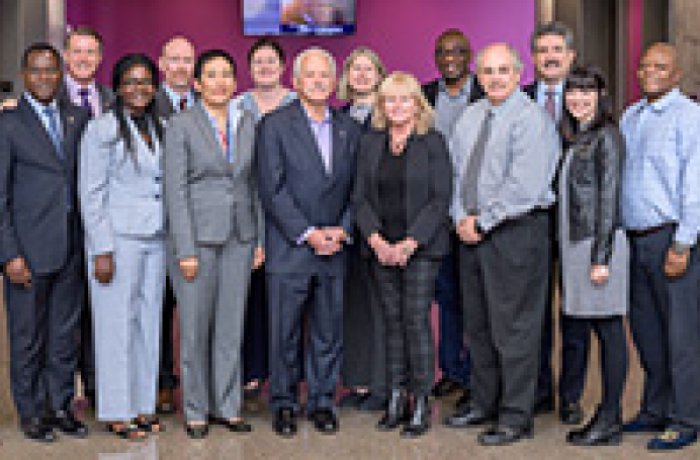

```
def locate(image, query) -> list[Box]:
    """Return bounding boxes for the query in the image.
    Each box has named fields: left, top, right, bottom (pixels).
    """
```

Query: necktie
left=78, top=87, right=93, bottom=117
left=43, top=106, right=64, bottom=159
left=461, top=111, right=493, bottom=214
left=545, top=90, right=556, bottom=120
left=179, top=97, right=187, bottom=112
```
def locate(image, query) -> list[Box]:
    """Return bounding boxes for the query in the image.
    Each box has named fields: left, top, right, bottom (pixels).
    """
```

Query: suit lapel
left=330, top=111, right=348, bottom=182
left=290, top=101, right=329, bottom=180
left=192, top=103, right=229, bottom=170
left=17, top=97, right=63, bottom=171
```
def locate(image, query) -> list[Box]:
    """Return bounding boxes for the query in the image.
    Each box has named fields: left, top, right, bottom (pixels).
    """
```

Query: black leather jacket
left=566, top=124, right=625, bottom=266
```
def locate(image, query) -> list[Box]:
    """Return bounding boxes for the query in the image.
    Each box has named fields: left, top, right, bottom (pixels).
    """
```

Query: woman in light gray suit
left=164, top=49, right=264, bottom=438
left=80, top=54, right=165, bottom=440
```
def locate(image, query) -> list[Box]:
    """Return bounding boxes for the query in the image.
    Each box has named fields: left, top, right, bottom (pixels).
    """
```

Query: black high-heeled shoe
left=377, top=389, right=409, bottom=431
left=567, top=408, right=622, bottom=446
left=401, top=394, right=431, bottom=438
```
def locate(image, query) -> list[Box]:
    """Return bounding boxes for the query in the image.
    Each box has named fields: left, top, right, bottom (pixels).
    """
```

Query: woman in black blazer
left=354, top=71, right=452, bottom=438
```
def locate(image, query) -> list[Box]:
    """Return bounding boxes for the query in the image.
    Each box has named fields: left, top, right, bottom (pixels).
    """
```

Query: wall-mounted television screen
left=243, top=0, right=356, bottom=36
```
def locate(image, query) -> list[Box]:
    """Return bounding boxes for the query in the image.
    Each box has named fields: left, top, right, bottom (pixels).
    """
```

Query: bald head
left=638, top=42, right=681, bottom=102
left=159, top=36, right=195, bottom=94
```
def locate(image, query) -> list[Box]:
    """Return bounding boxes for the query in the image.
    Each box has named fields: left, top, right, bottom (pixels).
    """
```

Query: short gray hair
left=292, top=47, right=337, bottom=81
left=475, top=43, right=523, bottom=73
left=530, top=21, right=574, bottom=51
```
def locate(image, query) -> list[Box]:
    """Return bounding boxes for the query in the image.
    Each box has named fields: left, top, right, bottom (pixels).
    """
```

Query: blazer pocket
left=110, top=204, right=164, bottom=237
left=234, top=203, right=256, bottom=242
left=192, top=203, right=232, bottom=245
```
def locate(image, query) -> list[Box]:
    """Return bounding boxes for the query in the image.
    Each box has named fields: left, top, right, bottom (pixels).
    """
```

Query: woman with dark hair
left=80, top=53, right=165, bottom=440
left=235, top=38, right=295, bottom=400
left=557, top=65, right=629, bottom=446
left=165, top=49, right=263, bottom=438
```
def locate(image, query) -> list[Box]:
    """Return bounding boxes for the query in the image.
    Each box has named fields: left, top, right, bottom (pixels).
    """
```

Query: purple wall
left=67, top=0, right=535, bottom=95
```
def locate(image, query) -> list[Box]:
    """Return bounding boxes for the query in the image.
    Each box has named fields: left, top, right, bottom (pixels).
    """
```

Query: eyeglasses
left=121, top=78, right=154, bottom=88
left=435, top=48, right=468, bottom=58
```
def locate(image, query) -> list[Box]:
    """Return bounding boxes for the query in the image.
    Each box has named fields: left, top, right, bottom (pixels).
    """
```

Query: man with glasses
left=422, top=29, right=484, bottom=411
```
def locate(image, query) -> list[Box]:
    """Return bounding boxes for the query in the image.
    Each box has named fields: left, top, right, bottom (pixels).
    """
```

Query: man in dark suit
left=60, top=25, right=113, bottom=409
left=0, top=43, right=90, bottom=442
left=523, top=21, right=584, bottom=425
left=256, top=47, right=361, bottom=437
left=422, top=29, right=484, bottom=409
left=153, top=35, right=196, bottom=413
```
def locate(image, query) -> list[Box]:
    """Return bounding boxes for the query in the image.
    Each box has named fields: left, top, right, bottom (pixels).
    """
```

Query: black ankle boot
left=377, top=389, right=408, bottom=431
left=567, top=408, right=622, bottom=446
left=401, top=394, right=430, bottom=438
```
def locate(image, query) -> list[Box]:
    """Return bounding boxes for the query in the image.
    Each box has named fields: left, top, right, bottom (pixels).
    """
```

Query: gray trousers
left=459, top=211, right=550, bottom=428
left=89, top=235, right=165, bottom=422
left=173, top=239, right=255, bottom=422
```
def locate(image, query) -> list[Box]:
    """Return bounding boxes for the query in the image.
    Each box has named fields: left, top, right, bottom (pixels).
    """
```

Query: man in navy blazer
left=256, top=47, right=361, bottom=437
left=0, top=43, right=90, bottom=442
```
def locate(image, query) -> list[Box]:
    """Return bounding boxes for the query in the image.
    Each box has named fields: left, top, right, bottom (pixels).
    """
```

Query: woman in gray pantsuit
left=164, top=49, right=264, bottom=439
left=557, top=66, right=629, bottom=447
left=80, top=54, right=165, bottom=440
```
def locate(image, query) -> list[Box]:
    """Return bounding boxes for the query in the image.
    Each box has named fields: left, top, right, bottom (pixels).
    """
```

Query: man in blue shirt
left=621, top=42, right=700, bottom=451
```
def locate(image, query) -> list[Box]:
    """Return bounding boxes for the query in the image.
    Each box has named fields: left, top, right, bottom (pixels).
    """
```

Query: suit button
left=154, top=194, right=161, bottom=199
left=154, top=176, right=161, bottom=182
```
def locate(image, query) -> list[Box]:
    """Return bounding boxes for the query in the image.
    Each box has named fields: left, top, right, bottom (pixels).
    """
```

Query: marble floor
left=0, top=288, right=698, bottom=459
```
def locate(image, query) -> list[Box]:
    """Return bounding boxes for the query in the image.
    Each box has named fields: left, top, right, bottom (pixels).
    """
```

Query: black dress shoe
left=534, top=397, right=555, bottom=415
left=185, top=423, right=209, bottom=439
left=478, top=423, right=533, bottom=446
left=22, top=417, right=56, bottom=443
left=401, top=395, right=431, bottom=438
left=309, top=408, right=338, bottom=434
left=50, top=410, right=89, bottom=438
left=431, top=377, right=461, bottom=398
left=377, top=389, right=409, bottom=431
left=213, top=418, right=253, bottom=433
left=444, top=406, right=494, bottom=428
left=567, top=410, right=622, bottom=446
left=455, top=389, right=471, bottom=411
left=273, top=408, right=297, bottom=438
left=560, top=402, right=584, bottom=425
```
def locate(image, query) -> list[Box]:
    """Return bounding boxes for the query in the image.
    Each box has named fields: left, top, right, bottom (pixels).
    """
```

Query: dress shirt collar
left=638, top=88, right=681, bottom=114
left=163, top=83, right=194, bottom=111
left=537, top=79, right=565, bottom=98
left=23, top=91, right=58, bottom=114
left=486, top=88, right=524, bottom=116
left=301, top=102, right=332, bottom=126
left=65, top=73, right=97, bottom=99
left=438, top=74, right=473, bottom=98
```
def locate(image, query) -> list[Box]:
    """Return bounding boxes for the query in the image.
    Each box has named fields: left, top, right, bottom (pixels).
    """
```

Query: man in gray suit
left=0, top=43, right=90, bottom=442
left=256, top=47, right=361, bottom=437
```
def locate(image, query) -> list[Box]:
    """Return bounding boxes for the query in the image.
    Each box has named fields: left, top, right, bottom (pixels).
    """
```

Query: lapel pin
left=67, top=116, right=74, bottom=124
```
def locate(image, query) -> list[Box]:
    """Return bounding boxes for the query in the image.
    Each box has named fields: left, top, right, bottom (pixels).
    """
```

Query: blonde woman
left=353, top=72, right=452, bottom=437
left=338, top=47, right=388, bottom=411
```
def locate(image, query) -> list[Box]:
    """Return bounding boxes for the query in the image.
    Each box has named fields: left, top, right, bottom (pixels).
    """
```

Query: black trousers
left=242, top=269, right=269, bottom=385
left=460, top=210, right=549, bottom=428
left=372, top=257, right=440, bottom=395
left=628, top=226, right=700, bottom=429
left=342, top=244, right=387, bottom=396
left=158, top=276, right=178, bottom=390
left=573, top=316, right=628, bottom=416
left=537, top=207, right=591, bottom=407
left=78, top=255, right=95, bottom=398
left=5, top=249, right=84, bottom=420
left=267, top=272, right=343, bottom=414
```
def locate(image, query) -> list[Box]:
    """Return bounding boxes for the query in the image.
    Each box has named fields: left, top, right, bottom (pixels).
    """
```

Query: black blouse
left=377, top=140, right=407, bottom=243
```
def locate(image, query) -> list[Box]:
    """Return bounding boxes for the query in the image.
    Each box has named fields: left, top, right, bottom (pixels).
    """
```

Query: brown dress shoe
left=156, top=389, right=175, bottom=414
